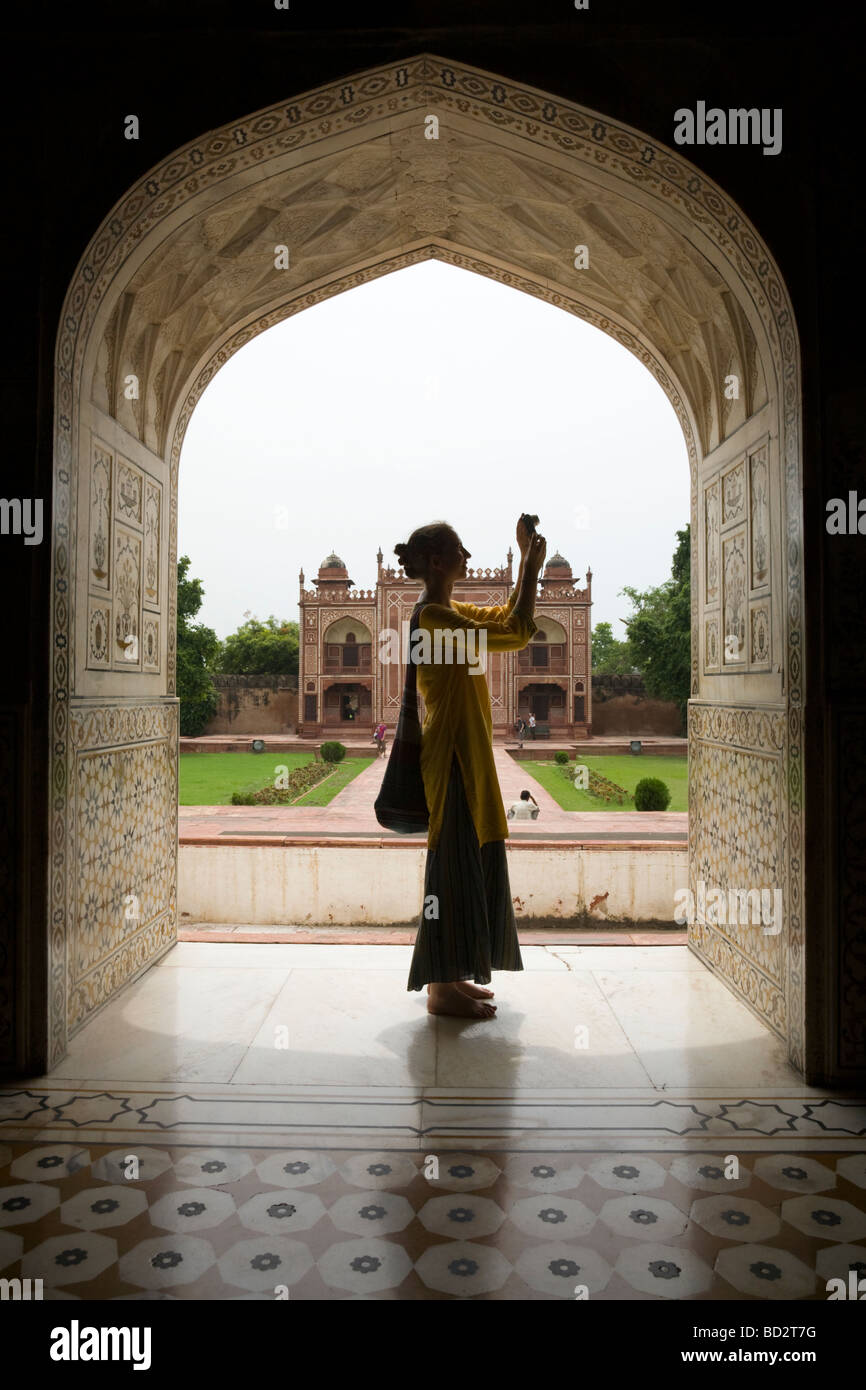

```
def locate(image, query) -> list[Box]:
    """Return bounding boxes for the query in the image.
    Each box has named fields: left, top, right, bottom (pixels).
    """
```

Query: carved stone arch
left=323, top=614, right=374, bottom=643
left=43, top=54, right=810, bottom=1080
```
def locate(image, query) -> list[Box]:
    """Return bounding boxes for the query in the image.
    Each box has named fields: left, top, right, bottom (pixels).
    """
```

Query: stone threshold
left=176, top=923, right=689, bottom=944
left=180, top=833, right=687, bottom=849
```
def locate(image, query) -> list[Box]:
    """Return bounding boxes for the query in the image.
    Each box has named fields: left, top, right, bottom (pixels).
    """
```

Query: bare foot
left=426, top=983, right=497, bottom=1019
left=455, top=980, right=495, bottom=999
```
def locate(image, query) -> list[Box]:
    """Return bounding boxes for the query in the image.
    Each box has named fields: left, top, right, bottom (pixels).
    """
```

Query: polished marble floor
left=20, top=943, right=811, bottom=1089
left=2, top=945, right=864, bottom=1155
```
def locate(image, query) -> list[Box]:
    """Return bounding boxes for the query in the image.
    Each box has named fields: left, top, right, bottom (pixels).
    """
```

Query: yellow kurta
left=416, top=588, right=538, bottom=851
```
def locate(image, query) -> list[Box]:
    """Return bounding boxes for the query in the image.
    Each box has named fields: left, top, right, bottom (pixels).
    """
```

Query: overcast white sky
left=178, top=260, right=689, bottom=639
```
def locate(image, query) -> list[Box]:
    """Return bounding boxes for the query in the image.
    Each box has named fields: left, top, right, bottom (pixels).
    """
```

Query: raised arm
left=451, top=521, right=535, bottom=625
left=419, top=532, right=546, bottom=653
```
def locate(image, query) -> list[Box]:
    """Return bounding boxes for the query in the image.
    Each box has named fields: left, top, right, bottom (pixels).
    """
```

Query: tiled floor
left=1, top=1141, right=864, bottom=1300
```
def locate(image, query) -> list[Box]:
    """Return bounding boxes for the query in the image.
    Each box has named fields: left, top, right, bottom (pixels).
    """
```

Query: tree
left=620, top=525, right=691, bottom=724
left=219, top=613, right=299, bottom=675
left=591, top=620, right=634, bottom=675
left=176, top=555, right=222, bottom=736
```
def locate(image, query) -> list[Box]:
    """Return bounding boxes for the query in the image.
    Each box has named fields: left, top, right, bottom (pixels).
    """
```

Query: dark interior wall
left=1, top=0, right=863, bottom=1074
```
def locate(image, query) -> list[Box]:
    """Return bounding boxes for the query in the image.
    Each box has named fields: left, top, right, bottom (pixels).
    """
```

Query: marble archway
left=47, top=56, right=806, bottom=1073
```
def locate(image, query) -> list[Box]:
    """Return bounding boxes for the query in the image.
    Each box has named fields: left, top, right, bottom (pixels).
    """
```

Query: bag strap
left=404, top=602, right=423, bottom=694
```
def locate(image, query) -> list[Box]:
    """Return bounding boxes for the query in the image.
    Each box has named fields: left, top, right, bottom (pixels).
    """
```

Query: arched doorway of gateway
left=45, top=56, right=808, bottom=1077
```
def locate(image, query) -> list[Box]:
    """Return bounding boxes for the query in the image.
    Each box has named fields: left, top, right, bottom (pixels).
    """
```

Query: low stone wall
left=178, top=842, right=688, bottom=925
left=591, top=675, right=683, bottom=737
left=203, top=675, right=299, bottom=735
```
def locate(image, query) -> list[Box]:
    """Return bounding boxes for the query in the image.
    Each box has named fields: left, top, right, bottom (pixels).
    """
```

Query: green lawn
left=522, top=755, right=688, bottom=812
left=178, top=752, right=374, bottom=806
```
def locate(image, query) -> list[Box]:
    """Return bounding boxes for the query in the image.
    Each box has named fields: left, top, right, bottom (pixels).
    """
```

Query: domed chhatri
left=297, top=545, right=593, bottom=741
left=545, top=550, right=571, bottom=571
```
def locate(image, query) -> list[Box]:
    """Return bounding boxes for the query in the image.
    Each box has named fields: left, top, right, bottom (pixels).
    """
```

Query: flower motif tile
left=148, top=1186, right=236, bottom=1234
left=60, top=1185, right=148, bottom=1230
left=237, top=1190, right=327, bottom=1236
left=417, top=1194, right=505, bottom=1239
left=10, top=1146, right=90, bottom=1183
left=780, top=1195, right=866, bottom=1242
left=218, top=1236, right=313, bottom=1292
left=503, top=1156, right=586, bottom=1192
left=328, top=1190, right=415, bottom=1237
left=317, top=1237, right=413, bottom=1294
left=91, top=1148, right=173, bottom=1184
left=715, top=1243, right=816, bottom=1299
left=753, top=1154, right=836, bottom=1193
left=255, top=1151, right=336, bottom=1188
left=515, top=1243, right=613, bottom=1298
left=173, top=1149, right=254, bottom=1187
left=616, top=1243, right=714, bottom=1298
left=508, top=1195, right=596, bottom=1240
left=815, top=1243, right=866, bottom=1286
left=428, top=1154, right=501, bottom=1191
left=587, top=1155, right=667, bottom=1192
left=599, top=1196, right=689, bottom=1241
left=22, top=1232, right=117, bottom=1286
left=0, top=1183, right=61, bottom=1228
left=338, top=1152, right=419, bottom=1189
left=119, top=1235, right=216, bottom=1289
left=670, top=1155, right=752, bottom=1193
left=689, top=1195, right=780, bottom=1241
left=415, top=1241, right=511, bottom=1297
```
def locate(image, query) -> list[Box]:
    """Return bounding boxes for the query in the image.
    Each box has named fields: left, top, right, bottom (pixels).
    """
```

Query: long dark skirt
left=407, top=752, right=524, bottom=990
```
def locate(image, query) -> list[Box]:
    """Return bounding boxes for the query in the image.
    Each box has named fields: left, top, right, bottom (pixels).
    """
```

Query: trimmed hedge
left=554, top=750, right=569, bottom=764
left=634, top=776, right=671, bottom=811
left=320, top=741, right=347, bottom=764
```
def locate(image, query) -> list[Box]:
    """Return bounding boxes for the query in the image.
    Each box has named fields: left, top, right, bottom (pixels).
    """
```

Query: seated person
left=506, top=788, right=540, bottom=820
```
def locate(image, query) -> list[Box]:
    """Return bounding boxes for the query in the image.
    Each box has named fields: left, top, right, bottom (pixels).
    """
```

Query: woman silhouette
left=394, top=516, right=546, bottom=1018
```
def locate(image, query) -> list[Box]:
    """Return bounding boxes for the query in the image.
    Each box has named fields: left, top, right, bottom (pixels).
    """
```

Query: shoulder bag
left=374, top=602, right=430, bottom=833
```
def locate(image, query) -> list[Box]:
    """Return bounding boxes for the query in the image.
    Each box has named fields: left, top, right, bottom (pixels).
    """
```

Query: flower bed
left=230, top=760, right=334, bottom=805
left=557, top=760, right=633, bottom=805
left=588, top=769, right=633, bottom=805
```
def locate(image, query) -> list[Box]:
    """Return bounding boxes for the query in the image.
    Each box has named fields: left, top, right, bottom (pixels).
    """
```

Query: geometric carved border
left=50, top=55, right=803, bottom=1074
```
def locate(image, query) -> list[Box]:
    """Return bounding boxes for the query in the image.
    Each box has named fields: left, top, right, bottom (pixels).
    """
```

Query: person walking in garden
left=395, top=515, right=546, bottom=1019
left=528, top=711, right=536, bottom=739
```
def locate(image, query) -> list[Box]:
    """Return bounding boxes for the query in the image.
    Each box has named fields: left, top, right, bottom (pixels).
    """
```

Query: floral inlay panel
left=749, top=445, right=770, bottom=589
left=143, top=479, right=161, bottom=609
left=112, top=526, right=141, bottom=670
left=722, top=530, right=747, bottom=664
left=704, top=480, right=720, bottom=605
left=87, top=600, right=110, bottom=670
left=89, top=443, right=112, bottom=592
left=689, top=704, right=788, bottom=1042
left=70, top=703, right=177, bottom=1032
left=116, top=458, right=143, bottom=527
left=721, top=459, right=746, bottom=527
